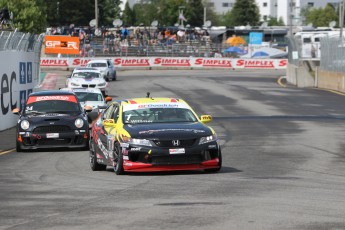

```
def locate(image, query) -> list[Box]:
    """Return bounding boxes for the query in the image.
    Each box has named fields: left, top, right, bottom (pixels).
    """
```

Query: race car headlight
left=127, top=138, right=152, bottom=146
left=20, top=120, right=30, bottom=130
left=75, top=118, right=84, bottom=128
left=199, top=134, right=217, bottom=145
left=71, top=82, right=80, bottom=87
left=98, top=82, right=106, bottom=87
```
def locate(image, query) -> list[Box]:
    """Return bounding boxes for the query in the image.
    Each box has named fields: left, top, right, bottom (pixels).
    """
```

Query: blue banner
left=249, top=32, right=263, bottom=45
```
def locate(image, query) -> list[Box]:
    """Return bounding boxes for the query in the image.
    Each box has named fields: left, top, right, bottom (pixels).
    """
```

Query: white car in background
left=86, top=59, right=116, bottom=81
left=66, top=68, right=108, bottom=96
left=60, top=88, right=112, bottom=111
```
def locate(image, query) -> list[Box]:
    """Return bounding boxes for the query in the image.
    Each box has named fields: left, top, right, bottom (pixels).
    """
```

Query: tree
left=267, top=17, right=285, bottom=26
left=302, top=3, right=338, bottom=27
left=155, top=0, right=185, bottom=27
left=122, top=1, right=135, bottom=26
left=98, top=0, right=122, bottom=27
left=0, top=0, right=47, bottom=33
left=46, top=0, right=94, bottom=27
left=228, top=0, right=260, bottom=26
left=184, top=0, right=204, bottom=27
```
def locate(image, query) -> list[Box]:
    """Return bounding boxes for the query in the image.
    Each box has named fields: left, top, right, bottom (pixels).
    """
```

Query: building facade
left=207, top=0, right=338, bottom=26
left=126, top=0, right=339, bottom=26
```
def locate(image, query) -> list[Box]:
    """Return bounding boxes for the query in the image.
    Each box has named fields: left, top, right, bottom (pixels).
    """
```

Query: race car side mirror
left=12, top=108, right=21, bottom=116
left=200, top=115, right=212, bottom=124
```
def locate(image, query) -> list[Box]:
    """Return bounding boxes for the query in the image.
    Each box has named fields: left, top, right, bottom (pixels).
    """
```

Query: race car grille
left=82, top=84, right=96, bottom=88
left=151, top=154, right=202, bottom=165
left=37, top=138, right=71, bottom=146
left=152, top=139, right=196, bottom=148
left=33, top=125, right=71, bottom=133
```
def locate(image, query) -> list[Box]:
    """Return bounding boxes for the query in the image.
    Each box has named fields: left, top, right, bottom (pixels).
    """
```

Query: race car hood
left=69, top=77, right=105, bottom=84
left=80, top=101, right=106, bottom=109
left=123, top=122, right=212, bottom=140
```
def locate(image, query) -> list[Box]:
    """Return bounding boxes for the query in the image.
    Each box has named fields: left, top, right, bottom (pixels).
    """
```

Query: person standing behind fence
left=121, top=26, right=129, bottom=41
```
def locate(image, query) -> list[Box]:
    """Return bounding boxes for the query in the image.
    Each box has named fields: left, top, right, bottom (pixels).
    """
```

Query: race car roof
left=72, top=68, right=101, bottom=73
left=60, top=88, right=103, bottom=94
left=29, top=90, right=75, bottom=96
left=120, top=97, right=187, bottom=105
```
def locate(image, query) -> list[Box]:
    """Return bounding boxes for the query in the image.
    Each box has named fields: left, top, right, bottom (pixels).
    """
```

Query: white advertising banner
left=40, top=57, right=288, bottom=70
left=0, top=51, right=38, bottom=131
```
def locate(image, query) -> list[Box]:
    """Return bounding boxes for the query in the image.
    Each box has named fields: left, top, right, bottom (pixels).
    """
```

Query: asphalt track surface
left=1, top=69, right=345, bottom=230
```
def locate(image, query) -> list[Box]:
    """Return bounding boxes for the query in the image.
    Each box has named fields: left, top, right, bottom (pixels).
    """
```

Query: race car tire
left=89, top=139, right=106, bottom=171
left=106, top=73, right=110, bottom=82
left=204, top=149, right=222, bottom=173
left=114, top=142, right=125, bottom=175
left=16, top=140, right=23, bottom=152
left=112, top=72, right=116, bottom=81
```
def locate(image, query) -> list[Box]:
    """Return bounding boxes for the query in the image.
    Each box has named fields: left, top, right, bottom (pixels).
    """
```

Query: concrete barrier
left=0, top=51, right=39, bottom=131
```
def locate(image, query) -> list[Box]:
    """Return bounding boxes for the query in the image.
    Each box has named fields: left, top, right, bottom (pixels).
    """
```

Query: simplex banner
left=40, top=57, right=287, bottom=69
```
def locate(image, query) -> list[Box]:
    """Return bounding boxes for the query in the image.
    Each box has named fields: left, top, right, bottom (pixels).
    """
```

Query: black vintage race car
left=89, top=95, right=222, bottom=174
left=12, top=90, right=91, bottom=152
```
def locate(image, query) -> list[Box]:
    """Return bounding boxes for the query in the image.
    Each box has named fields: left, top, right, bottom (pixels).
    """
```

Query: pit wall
left=317, top=70, right=345, bottom=93
left=287, top=61, right=345, bottom=94
left=0, top=51, right=39, bottom=131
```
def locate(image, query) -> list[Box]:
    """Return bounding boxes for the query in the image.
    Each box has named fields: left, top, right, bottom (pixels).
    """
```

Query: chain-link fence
left=0, top=29, right=44, bottom=53
left=319, top=37, right=345, bottom=73
left=287, top=34, right=345, bottom=73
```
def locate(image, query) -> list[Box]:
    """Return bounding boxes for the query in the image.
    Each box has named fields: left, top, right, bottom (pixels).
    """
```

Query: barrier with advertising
left=44, top=36, right=80, bottom=55
left=0, top=51, right=39, bottom=131
left=40, top=57, right=287, bottom=69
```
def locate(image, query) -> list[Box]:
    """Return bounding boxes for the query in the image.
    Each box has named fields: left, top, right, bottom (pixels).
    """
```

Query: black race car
left=12, top=90, right=91, bottom=152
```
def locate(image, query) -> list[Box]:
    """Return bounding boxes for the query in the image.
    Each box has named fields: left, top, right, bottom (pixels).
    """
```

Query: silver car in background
left=86, top=59, right=117, bottom=81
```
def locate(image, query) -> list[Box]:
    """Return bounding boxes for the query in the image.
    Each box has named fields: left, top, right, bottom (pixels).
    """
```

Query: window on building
left=307, top=2, right=314, bottom=7
left=263, top=2, right=267, bottom=7
left=263, top=15, right=267, bottom=21
left=222, top=3, right=229, bottom=7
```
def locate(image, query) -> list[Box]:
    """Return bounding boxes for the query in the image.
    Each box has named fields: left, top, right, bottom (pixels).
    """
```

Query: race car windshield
left=75, top=92, right=103, bottom=102
left=73, top=72, right=100, bottom=78
left=24, top=100, right=80, bottom=115
left=90, top=63, right=107, bottom=67
left=123, top=108, right=198, bottom=124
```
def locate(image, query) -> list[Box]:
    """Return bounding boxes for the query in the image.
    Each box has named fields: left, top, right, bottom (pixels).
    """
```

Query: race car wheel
left=89, top=139, right=106, bottom=171
left=16, top=140, right=23, bottom=152
left=106, top=73, right=110, bottom=82
left=112, top=72, right=117, bottom=81
left=113, top=142, right=125, bottom=175
left=204, top=149, right=222, bottom=173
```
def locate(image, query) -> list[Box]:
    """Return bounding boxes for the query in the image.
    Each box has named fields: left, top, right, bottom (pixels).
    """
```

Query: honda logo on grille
left=172, top=140, right=180, bottom=146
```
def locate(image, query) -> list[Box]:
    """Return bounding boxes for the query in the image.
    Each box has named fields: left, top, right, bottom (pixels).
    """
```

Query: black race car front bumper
left=119, top=141, right=221, bottom=172
left=17, top=129, right=89, bottom=150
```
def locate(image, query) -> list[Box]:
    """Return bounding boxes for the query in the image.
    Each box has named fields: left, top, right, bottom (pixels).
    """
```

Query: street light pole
left=289, top=0, right=293, bottom=36
left=95, top=0, right=99, bottom=29
left=340, top=0, right=345, bottom=39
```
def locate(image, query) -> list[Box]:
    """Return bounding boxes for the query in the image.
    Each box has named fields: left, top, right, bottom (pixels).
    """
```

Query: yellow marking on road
left=316, top=88, right=345, bottom=96
left=277, top=76, right=287, bottom=88
left=0, top=148, right=15, bottom=155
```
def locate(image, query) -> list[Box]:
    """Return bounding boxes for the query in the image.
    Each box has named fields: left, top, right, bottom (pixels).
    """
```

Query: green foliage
left=229, top=0, right=261, bottom=26
left=0, top=0, right=47, bottom=33
left=267, top=17, right=285, bottom=26
left=184, top=0, right=204, bottom=27
left=122, top=1, right=135, bottom=26
left=302, top=3, right=338, bottom=27
left=98, top=0, right=122, bottom=26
